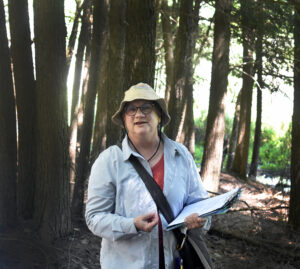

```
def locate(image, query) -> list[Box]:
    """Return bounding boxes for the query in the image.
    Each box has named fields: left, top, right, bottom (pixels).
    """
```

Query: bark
left=71, top=0, right=105, bottom=220
left=289, top=5, right=300, bottom=231
left=161, top=0, right=175, bottom=104
left=249, top=3, right=264, bottom=178
left=0, top=0, right=17, bottom=230
left=124, top=0, right=156, bottom=90
left=70, top=0, right=92, bottom=121
left=249, top=87, right=262, bottom=177
left=200, top=0, right=232, bottom=192
left=231, top=0, right=256, bottom=178
left=103, top=0, right=126, bottom=147
left=8, top=0, right=36, bottom=219
left=66, top=0, right=83, bottom=74
left=69, top=0, right=92, bottom=196
left=90, top=1, right=109, bottom=162
left=179, top=0, right=201, bottom=153
left=75, top=45, right=91, bottom=152
left=33, top=0, right=71, bottom=240
left=164, top=0, right=194, bottom=140
left=181, top=83, right=195, bottom=153
left=226, top=91, right=241, bottom=171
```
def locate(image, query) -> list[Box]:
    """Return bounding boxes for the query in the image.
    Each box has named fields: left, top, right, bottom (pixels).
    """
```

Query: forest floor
left=1, top=172, right=300, bottom=269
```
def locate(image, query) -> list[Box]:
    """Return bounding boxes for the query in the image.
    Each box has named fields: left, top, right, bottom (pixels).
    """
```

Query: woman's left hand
left=184, top=213, right=206, bottom=230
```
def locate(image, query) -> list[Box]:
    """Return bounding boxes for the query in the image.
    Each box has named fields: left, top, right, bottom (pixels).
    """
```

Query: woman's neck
left=128, top=133, right=158, bottom=149
left=128, top=133, right=161, bottom=161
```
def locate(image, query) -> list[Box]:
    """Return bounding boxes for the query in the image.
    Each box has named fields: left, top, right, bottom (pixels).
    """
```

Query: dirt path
left=208, top=173, right=299, bottom=269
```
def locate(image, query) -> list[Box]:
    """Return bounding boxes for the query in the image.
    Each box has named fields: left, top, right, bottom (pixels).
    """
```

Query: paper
left=166, top=187, right=242, bottom=231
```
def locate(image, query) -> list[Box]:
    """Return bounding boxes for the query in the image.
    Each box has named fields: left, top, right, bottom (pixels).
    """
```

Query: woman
left=85, top=83, right=211, bottom=269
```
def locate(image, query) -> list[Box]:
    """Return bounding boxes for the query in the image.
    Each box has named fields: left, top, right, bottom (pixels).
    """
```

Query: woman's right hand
left=134, top=212, right=158, bottom=232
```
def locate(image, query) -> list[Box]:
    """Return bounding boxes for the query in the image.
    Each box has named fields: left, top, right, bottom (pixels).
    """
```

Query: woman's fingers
left=134, top=212, right=159, bottom=232
left=184, top=213, right=206, bottom=230
left=144, top=212, right=159, bottom=231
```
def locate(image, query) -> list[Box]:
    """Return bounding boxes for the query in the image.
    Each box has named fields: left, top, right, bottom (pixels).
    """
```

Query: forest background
left=1, top=0, right=300, bottom=262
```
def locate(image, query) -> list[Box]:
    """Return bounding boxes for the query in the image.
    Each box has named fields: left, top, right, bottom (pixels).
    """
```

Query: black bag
left=129, top=155, right=213, bottom=269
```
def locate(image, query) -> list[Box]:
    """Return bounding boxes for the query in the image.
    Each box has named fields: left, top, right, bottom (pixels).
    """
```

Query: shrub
left=194, top=144, right=204, bottom=168
left=259, top=124, right=291, bottom=170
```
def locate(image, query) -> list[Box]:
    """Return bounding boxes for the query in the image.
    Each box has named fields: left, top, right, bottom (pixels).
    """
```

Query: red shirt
left=151, top=154, right=165, bottom=269
left=152, top=154, right=164, bottom=190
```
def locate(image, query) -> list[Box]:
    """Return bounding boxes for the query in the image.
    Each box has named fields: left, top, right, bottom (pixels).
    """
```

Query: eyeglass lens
left=126, top=103, right=154, bottom=116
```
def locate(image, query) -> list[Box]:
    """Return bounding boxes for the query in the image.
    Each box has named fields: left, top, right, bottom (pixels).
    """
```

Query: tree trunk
left=75, top=45, right=91, bottom=155
left=200, top=0, right=232, bottom=193
left=71, top=0, right=105, bottom=220
left=249, top=84, right=262, bottom=177
left=0, top=0, right=17, bottom=230
left=33, top=0, right=71, bottom=240
left=249, top=3, right=263, bottom=178
left=104, top=0, right=126, bottom=147
left=164, top=0, right=194, bottom=140
left=124, top=0, right=157, bottom=90
left=66, top=0, right=83, bottom=74
left=70, top=0, right=92, bottom=122
left=69, top=0, right=92, bottom=197
left=161, top=0, right=175, bottom=104
left=91, top=1, right=109, bottom=162
left=8, top=0, right=36, bottom=219
left=289, top=5, right=300, bottom=231
left=181, top=83, right=195, bottom=153
left=226, top=91, right=241, bottom=171
left=231, top=0, right=255, bottom=178
left=179, top=0, right=201, bottom=154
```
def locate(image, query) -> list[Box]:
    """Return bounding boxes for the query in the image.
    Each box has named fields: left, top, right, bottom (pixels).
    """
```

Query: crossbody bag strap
left=128, top=155, right=185, bottom=246
left=129, top=155, right=175, bottom=223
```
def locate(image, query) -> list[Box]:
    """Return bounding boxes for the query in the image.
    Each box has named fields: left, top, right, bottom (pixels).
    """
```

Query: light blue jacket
left=85, top=134, right=210, bottom=269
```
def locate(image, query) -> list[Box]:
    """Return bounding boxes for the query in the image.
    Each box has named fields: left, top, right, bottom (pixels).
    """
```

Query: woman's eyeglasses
left=125, top=103, right=155, bottom=116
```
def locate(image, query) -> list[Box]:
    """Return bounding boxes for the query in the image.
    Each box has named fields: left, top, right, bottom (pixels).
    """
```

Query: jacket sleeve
left=85, top=148, right=138, bottom=241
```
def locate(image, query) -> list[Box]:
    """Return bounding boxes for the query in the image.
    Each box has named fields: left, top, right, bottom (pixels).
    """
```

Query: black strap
left=129, top=155, right=175, bottom=223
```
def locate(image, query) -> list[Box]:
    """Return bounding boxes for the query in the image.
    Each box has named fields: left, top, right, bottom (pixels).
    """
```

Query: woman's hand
left=184, top=213, right=206, bottom=230
left=134, top=212, right=158, bottom=232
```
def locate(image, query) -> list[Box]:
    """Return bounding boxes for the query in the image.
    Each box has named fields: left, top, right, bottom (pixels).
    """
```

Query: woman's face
left=123, top=100, right=161, bottom=140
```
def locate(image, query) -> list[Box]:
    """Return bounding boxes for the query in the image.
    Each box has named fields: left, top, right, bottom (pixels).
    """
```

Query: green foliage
left=194, top=110, right=207, bottom=145
left=194, top=112, right=291, bottom=173
left=194, top=144, right=204, bottom=168
left=259, top=124, right=291, bottom=170
left=194, top=111, right=206, bottom=167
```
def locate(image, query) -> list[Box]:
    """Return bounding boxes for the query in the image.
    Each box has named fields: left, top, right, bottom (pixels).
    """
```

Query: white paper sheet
left=166, top=187, right=241, bottom=230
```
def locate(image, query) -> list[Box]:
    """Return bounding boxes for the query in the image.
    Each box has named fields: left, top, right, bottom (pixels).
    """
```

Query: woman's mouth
left=135, top=121, right=147, bottom=125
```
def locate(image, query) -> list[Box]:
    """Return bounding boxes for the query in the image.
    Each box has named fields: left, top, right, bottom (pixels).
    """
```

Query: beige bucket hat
left=112, top=83, right=171, bottom=127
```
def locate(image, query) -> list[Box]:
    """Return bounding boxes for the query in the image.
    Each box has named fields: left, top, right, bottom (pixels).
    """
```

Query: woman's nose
left=135, top=107, right=145, bottom=117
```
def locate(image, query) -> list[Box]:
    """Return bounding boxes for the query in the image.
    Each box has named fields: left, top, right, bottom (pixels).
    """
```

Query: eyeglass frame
left=123, top=102, right=157, bottom=116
